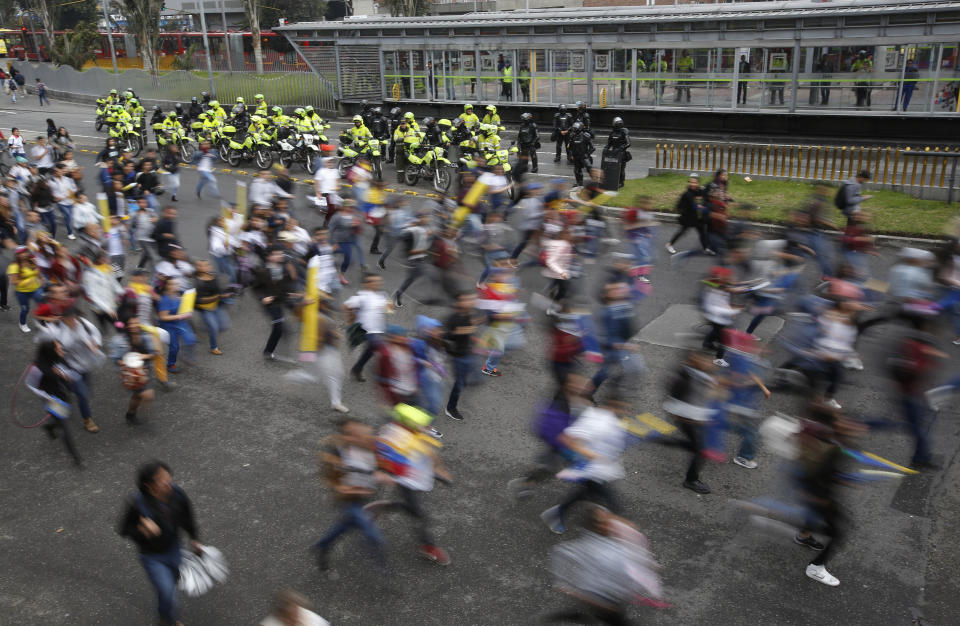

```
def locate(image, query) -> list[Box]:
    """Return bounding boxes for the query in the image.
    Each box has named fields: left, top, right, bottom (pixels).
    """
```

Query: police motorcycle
left=462, top=123, right=520, bottom=201
left=226, top=116, right=274, bottom=169
left=108, top=110, right=144, bottom=156
left=403, top=128, right=454, bottom=192
left=153, top=112, right=197, bottom=163
left=337, top=116, right=383, bottom=180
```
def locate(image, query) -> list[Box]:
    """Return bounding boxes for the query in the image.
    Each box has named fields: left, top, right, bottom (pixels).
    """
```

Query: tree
left=244, top=0, right=264, bottom=74
left=380, top=0, right=430, bottom=17
left=120, top=0, right=163, bottom=76
left=50, top=20, right=100, bottom=70
left=56, top=0, right=97, bottom=30
left=272, top=0, right=326, bottom=24
left=30, top=0, right=56, bottom=51
left=0, top=0, right=18, bottom=26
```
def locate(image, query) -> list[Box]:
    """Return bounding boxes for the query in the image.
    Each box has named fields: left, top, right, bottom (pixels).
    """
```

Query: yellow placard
left=96, top=192, right=111, bottom=233
left=177, top=288, right=196, bottom=315
left=299, top=265, right=319, bottom=354
left=235, top=181, right=247, bottom=219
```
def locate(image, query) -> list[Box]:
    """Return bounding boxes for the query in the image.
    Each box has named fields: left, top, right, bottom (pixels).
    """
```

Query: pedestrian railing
left=655, top=142, right=960, bottom=191
left=23, top=62, right=338, bottom=114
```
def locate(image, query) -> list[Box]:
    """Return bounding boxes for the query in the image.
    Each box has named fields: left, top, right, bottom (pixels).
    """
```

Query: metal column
left=630, top=49, right=637, bottom=107
left=198, top=0, right=217, bottom=97
left=789, top=41, right=800, bottom=112
left=928, top=44, right=943, bottom=113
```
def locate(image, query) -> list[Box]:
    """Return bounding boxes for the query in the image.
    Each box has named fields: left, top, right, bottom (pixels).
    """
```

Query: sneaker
left=419, top=544, right=451, bottom=566
left=19, top=323, right=31, bottom=333
left=843, top=356, right=864, bottom=371
left=481, top=367, right=502, bottom=377
left=168, top=364, right=180, bottom=373
left=313, top=544, right=330, bottom=571
left=665, top=244, right=677, bottom=254
left=825, top=398, right=842, bottom=409
left=0, top=304, right=10, bottom=311
left=171, top=195, right=177, bottom=202
left=351, top=369, right=367, bottom=383
left=332, top=403, right=350, bottom=414
left=210, top=348, right=222, bottom=355
left=953, top=338, right=960, bottom=346
left=748, top=334, right=763, bottom=342
left=67, top=234, right=76, bottom=240
left=445, top=407, right=463, bottom=421
left=713, top=358, right=729, bottom=368
left=377, top=259, right=386, bottom=270
left=805, top=563, right=839, bottom=586
left=125, top=411, right=141, bottom=425
left=683, top=479, right=711, bottom=495
left=507, top=477, right=535, bottom=500
left=393, top=292, right=403, bottom=308
left=733, top=456, right=758, bottom=469
left=82, top=418, right=100, bottom=433
left=362, top=500, right=393, bottom=517
left=704, top=248, right=717, bottom=256
left=427, top=425, right=443, bottom=439
left=638, top=276, right=651, bottom=283
left=540, top=505, right=565, bottom=534
left=794, top=533, right=825, bottom=551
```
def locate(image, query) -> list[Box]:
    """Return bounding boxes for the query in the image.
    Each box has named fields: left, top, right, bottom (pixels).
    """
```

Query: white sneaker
left=67, top=234, right=76, bottom=240
left=825, top=398, right=842, bottom=410
left=952, top=338, right=960, bottom=346
left=332, top=403, right=350, bottom=413
left=665, top=244, right=677, bottom=254
left=805, top=563, right=839, bottom=586
left=733, top=456, right=758, bottom=469
left=843, top=356, right=863, bottom=371
left=19, top=323, right=31, bottom=333
left=713, top=358, right=729, bottom=368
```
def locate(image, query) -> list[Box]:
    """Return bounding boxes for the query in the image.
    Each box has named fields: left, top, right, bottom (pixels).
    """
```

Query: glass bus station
left=277, top=0, right=960, bottom=126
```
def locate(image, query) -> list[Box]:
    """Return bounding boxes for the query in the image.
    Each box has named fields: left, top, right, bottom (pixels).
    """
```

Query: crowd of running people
left=3, top=87, right=960, bottom=624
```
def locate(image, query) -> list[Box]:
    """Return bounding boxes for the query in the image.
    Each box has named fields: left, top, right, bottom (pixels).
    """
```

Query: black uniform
left=574, top=107, right=591, bottom=133
left=371, top=113, right=390, bottom=142
left=517, top=120, right=540, bottom=174
left=604, top=127, right=631, bottom=188
left=552, top=109, right=573, bottom=162
left=424, top=123, right=443, bottom=148
left=188, top=101, right=203, bottom=121
left=388, top=109, right=404, bottom=163
left=567, top=128, right=594, bottom=186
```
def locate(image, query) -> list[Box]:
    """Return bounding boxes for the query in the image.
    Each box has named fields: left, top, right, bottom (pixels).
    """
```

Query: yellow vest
left=502, top=65, right=513, bottom=84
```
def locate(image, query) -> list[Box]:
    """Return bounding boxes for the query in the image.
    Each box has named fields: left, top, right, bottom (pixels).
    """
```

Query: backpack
left=833, top=183, right=848, bottom=211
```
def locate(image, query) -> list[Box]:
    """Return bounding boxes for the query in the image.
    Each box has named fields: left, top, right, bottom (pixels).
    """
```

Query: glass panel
left=428, top=50, right=443, bottom=101
left=667, top=48, right=711, bottom=106
left=758, top=47, right=792, bottom=109
left=384, top=51, right=400, bottom=101
left=460, top=51, right=478, bottom=100
left=396, top=51, right=412, bottom=99
left=591, top=49, right=630, bottom=107
left=411, top=50, right=427, bottom=100
left=937, top=44, right=959, bottom=113
left=478, top=49, right=500, bottom=101
left=517, top=49, right=541, bottom=104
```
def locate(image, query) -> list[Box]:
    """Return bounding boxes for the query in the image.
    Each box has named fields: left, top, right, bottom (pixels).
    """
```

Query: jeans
left=197, top=171, right=220, bottom=199
left=397, top=258, right=426, bottom=298
left=421, top=374, right=444, bottom=416
left=902, top=394, right=932, bottom=465
left=264, top=304, right=284, bottom=355
left=809, top=230, right=833, bottom=278
left=556, top=479, right=619, bottom=521
left=57, top=203, right=75, bottom=237
left=628, top=234, right=653, bottom=267
left=510, top=229, right=536, bottom=260
left=162, top=321, right=197, bottom=366
left=137, top=242, right=158, bottom=269
left=315, top=501, right=386, bottom=564
left=139, top=543, right=182, bottom=625
left=590, top=349, right=641, bottom=394
left=213, top=255, right=238, bottom=286
left=70, top=371, right=93, bottom=419
left=16, top=289, right=41, bottom=325
left=200, top=307, right=230, bottom=349
left=165, top=172, right=180, bottom=198
left=446, top=354, right=473, bottom=411
left=335, top=238, right=364, bottom=273
left=39, top=210, right=57, bottom=238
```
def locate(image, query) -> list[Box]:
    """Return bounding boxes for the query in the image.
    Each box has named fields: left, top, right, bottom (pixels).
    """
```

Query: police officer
left=573, top=101, right=591, bottom=134
left=253, top=93, right=268, bottom=117
left=481, top=105, right=500, bottom=126
left=423, top=117, right=442, bottom=147
left=347, top=114, right=373, bottom=143
left=200, top=91, right=211, bottom=107
left=852, top=50, right=873, bottom=108
left=552, top=104, right=573, bottom=163
left=604, top=117, right=631, bottom=189
left=370, top=107, right=390, bottom=144
left=387, top=107, right=403, bottom=163
left=459, top=103, right=479, bottom=130
left=188, top=96, right=203, bottom=121
left=676, top=50, right=694, bottom=103
left=360, top=99, right=374, bottom=128
left=174, top=102, right=188, bottom=126
left=517, top=112, right=540, bottom=174
left=231, top=97, right=249, bottom=129
left=567, top=122, right=594, bottom=187
left=150, top=105, right=164, bottom=127
left=393, top=120, right=417, bottom=184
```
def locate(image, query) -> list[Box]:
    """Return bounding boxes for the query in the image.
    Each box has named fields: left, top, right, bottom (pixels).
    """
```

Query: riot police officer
left=573, top=100, right=591, bottom=134
left=517, top=112, right=540, bottom=174
left=604, top=117, right=631, bottom=188
left=552, top=104, right=573, bottom=163
left=387, top=106, right=404, bottom=163
left=423, top=117, right=443, bottom=147
left=174, top=102, right=188, bottom=126
left=370, top=107, right=390, bottom=145
left=567, top=122, right=594, bottom=186
left=360, top=99, right=374, bottom=128
left=200, top=91, right=211, bottom=107
left=188, top=96, right=203, bottom=121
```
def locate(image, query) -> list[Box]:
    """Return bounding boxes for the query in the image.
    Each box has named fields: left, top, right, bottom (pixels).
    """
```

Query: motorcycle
left=483, top=142, right=520, bottom=201
left=154, top=126, right=197, bottom=163
left=337, top=134, right=383, bottom=181
left=278, top=131, right=319, bottom=173
left=227, top=131, right=273, bottom=169
left=404, top=141, right=454, bottom=193
left=95, top=98, right=109, bottom=131
left=109, top=121, right=143, bottom=157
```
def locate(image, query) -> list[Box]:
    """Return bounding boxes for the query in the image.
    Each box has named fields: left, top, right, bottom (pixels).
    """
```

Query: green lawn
left=601, top=173, right=958, bottom=237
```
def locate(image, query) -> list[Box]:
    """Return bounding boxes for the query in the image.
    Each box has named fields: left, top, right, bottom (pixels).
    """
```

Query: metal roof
left=276, top=0, right=960, bottom=31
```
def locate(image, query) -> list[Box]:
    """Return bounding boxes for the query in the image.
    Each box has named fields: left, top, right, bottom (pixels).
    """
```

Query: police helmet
left=236, top=96, right=244, bottom=103
left=210, top=100, right=219, bottom=107
left=438, top=118, right=452, bottom=128
left=390, top=107, right=401, bottom=117
left=559, top=103, right=568, bottom=111
left=294, top=107, right=305, bottom=115
left=424, top=117, right=436, bottom=127
left=486, top=105, right=496, bottom=113
left=110, top=89, right=117, bottom=95
left=272, top=106, right=282, bottom=114
left=305, top=105, right=315, bottom=113
left=464, top=103, right=473, bottom=111
left=575, top=100, right=585, bottom=109
left=191, top=96, right=198, bottom=103
left=520, top=112, right=533, bottom=122
left=612, top=117, right=624, bottom=129
left=353, top=115, right=363, bottom=124
left=373, top=107, right=382, bottom=115
left=255, top=93, right=264, bottom=100
left=404, top=112, right=415, bottom=120
left=251, top=115, right=263, bottom=123
left=571, top=121, right=583, bottom=131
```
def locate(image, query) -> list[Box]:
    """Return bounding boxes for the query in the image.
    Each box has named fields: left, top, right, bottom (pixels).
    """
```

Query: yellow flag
left=299, top=265, right=319, bottom=355
left=96, top=192, right=111, bottom=233
left=235, top=181, right=247, bottom=220
left=453, top=181, right=487, bottom=227
left=177, top=288, right=196, bottom=315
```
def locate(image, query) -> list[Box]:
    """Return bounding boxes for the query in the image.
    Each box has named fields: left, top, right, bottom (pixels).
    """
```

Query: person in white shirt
left=192, top=141, right=222, bottom=204
left=477, top=163, right=511, bottom=212
left=70, top=192, right=100, bottom=232
left=30, top=136, right=55, bottom=173
left=540, top=398, right=628, bottom=535
left=208, top=215, right=240, bottom=285
left=344, top=273, right=391, bottom=381
left=7, top=128, right=26, bottom=159
left=314, top=157, right=341, bottom=227
left=259, top=589, right=329, bottom=626
left=48, top=163, right=77, bottom=239
left=154, top=247, right=195, bottom=292
left=250, top=168, right=292, bottom=209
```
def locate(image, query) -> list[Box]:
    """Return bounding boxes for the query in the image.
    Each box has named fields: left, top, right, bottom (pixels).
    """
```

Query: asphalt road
left=1, top=98, right=959, bottom=626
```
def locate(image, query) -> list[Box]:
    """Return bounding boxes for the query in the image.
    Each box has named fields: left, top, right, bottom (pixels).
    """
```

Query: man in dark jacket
left=253, top=245, right=300, bottom=359
left=552, top=104, right=573, bottom=163
left=517, top=112, right=540, bottom=175
left=118, top=461, right=201, bottom=626
left=666, top=174, right=709, bottom=254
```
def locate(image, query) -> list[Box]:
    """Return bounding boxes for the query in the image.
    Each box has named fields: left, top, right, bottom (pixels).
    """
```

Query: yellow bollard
left=939, top=154, right=948, bottom=188
left=697, top=144, right=702, bottom=171
left=920, top=152, right=929, bottom=187
left=600, top=88, right=607, bottom=108
left=856, top=146, right=864, bottom=178
left=883, top=147, right=891, bottom=185
left=683, top=144, right=689, bottom=171
left=670, top=144, right=676, bottom=169
left=909, top=152, right=919, bottom=187
left=727, top=145, right=733, bottom=172
left=764, top=145, right=771, bottom=176
left=655, top=143, right=660, bottom=169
